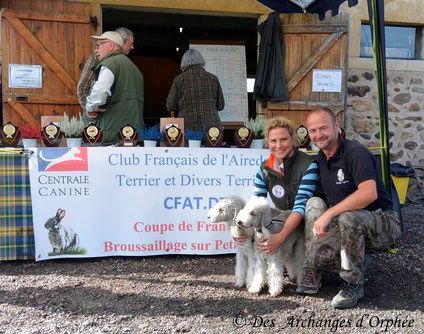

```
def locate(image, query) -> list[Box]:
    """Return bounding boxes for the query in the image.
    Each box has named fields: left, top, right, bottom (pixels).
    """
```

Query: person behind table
left=297, top=107, right=401, bottom=309
left=85, top=31, right=144, bottom=144
left=77, top=27, right=135, bottom=121
left=166, top=49, right=225, bottom=132
left=234, top=117, right=319, bottom=258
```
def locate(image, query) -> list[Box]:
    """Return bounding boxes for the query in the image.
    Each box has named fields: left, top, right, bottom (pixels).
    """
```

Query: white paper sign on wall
left=9, top=64, right=43, bottom=88
left=312, top=69, right=342, bottom=92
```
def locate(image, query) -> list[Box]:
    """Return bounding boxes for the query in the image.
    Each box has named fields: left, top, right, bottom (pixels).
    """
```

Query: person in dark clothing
left=298, top=107, right=401, bottom=309
left=166, top=49, right=224, bottom=132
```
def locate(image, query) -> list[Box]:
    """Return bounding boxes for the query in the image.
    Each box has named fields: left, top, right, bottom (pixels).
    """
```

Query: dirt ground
left=0, top=203, right=423, bottom=334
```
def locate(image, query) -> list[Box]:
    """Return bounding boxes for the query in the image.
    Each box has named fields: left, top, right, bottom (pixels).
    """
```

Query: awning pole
left=368, top=0, right=392, bottom=192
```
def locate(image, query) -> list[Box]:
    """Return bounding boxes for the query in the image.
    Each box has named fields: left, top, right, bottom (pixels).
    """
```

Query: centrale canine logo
left=38, top=147, right=88, bottom=172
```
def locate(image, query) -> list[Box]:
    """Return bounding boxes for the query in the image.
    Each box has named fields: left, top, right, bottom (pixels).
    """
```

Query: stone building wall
left=345, top=69, right=424, bottom=166
left=342, top=0, right=424, bottom=167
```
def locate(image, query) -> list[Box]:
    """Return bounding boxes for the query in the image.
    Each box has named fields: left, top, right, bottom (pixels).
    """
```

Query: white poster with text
left=28, top=147, right=268, bottom=261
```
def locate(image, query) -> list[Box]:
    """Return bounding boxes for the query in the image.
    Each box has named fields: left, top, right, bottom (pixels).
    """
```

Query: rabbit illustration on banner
left=44, top=209, right=79, bottom=255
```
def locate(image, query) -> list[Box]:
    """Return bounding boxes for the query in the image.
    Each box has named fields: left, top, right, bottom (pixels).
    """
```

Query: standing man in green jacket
left=85, top=31, right=144, bottom=144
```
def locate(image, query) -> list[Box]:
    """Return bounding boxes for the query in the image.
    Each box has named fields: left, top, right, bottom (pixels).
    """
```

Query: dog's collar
left=264, top=219, right=284, bottom=230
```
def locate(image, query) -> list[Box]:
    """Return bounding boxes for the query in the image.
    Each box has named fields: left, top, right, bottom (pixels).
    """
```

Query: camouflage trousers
left=303, top=197, right=401, bottom=284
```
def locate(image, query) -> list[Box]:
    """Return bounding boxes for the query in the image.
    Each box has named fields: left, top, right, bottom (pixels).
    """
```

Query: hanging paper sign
left=312, top=69, right=342, bottom=92
left=9, top=64, right=43, bottom=88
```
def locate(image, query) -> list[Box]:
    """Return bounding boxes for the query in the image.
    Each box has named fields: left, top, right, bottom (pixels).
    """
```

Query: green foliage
left=60, top=112, right=85, bottom=138
left=48, top=246, right=87, bottom=256
left=244, top=115, right=266, bottom=139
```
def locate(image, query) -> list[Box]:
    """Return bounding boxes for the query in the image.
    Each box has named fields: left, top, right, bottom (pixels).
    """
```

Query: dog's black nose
left=236, top=221, right=243, bottom=226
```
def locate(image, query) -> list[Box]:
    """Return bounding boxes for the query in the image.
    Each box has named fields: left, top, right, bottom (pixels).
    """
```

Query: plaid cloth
left=166, top=65, right=225, bottom=132
left=77, top=52, right=98, bottom=111
left=0, top=151, right=35, bottom=260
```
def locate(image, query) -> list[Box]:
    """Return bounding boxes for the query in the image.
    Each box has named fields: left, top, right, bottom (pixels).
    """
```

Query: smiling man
left=298, top=107, right=401, bottom=309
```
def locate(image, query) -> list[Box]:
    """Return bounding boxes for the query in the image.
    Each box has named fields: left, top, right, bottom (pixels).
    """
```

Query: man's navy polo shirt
left=316, top=138, right=392, bottom=211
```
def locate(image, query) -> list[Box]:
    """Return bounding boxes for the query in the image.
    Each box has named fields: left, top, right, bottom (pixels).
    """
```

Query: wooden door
left=264, top=13, right=348, bottom=126
left=0, top=0, right=97, bottom=128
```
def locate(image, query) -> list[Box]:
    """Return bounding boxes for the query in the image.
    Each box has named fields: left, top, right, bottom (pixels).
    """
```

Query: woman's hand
left=256, top=234, right=284, bottom=254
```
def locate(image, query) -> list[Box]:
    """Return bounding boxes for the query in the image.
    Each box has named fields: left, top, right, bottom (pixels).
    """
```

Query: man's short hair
left=309, top=107, right=336, bottom=123
left=115, top=27, right=134, bottom=43
left=180, top=49, right=206, bottom=71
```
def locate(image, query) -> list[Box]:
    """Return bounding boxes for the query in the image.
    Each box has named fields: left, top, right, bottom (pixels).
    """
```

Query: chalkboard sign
left=190, top=44, right=248, bottom=124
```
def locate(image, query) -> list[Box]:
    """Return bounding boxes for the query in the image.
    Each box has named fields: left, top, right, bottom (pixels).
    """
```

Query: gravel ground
left=1, top=204, right=423, bottom=334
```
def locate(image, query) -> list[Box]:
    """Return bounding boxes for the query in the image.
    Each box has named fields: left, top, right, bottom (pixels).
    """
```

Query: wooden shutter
left=0, top=0, right=96, bottom=127
left=265, top=13, right=348, bottom=125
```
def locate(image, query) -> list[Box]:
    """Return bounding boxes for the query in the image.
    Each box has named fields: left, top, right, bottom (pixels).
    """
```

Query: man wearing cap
left=77, top=27, right=136, bottom=124
left=84, top=31, right=144, bottom=144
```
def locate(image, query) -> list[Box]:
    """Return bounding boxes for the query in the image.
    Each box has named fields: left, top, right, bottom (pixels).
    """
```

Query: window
left=360, top=24, right=421, bottom=59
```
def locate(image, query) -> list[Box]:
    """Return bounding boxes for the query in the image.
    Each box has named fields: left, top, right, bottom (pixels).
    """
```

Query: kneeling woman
left=235, top=117, right=319, bottom=254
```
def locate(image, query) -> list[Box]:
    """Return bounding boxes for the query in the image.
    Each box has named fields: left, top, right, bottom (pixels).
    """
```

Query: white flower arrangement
left=244, top=115, right=266, bottom=139
left=60, top=112, right=85, bottom=138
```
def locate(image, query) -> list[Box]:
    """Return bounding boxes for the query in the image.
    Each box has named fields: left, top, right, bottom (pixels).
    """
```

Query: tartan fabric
left=77, top=52, right=98, bottom=111
left=0, top=152, right=35, bottom=260
left=166, top=65, right=225, bottom=132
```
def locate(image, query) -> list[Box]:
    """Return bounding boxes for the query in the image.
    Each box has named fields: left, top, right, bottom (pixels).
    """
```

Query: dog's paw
left=269, top=287, right=283, bottom=297
left=248, top=284, right=263, bottom=294
left=235, top=282, right=245, bottom=289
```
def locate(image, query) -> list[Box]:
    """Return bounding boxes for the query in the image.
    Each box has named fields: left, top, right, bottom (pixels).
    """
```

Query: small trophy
left=42, top=122, right=62, bottom=147
left=83, top=124, right=102, bottom=146
left=296, top=124, right=310, bottom=149
left=234, top=126, right=253, bottom=148
left=163, top=125, right=183, bottom=147
left=118, top=124, right=139, bottom=146
left=205, top=127, right=223, bottom=147
left=1, top=122, right=20, bottom=147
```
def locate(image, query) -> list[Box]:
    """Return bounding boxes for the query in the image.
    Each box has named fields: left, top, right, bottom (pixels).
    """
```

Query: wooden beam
left=2, top=9, right=90, bottom=24
left=282, top=25, right=347, bottom=34
left=267, top=101, right=344, bottom=111
left=7, top=101, right=39, bottom=125
left=286, top=31, right=343, bottom=93
left=3, top=11, right=77, bottom=93
left=3, top=93, right=79, bottom=105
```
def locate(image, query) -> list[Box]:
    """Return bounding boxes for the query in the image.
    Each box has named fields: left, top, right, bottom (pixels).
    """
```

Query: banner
left=28, top=147, right=268, bottom=261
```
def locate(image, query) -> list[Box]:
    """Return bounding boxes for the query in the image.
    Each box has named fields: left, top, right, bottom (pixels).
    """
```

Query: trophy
left=205, top=127, right=224, bottom=147
left=118, top=124, right=139, bottom=146
left=42, top=122, right=62, bottom=147
left=234, top=126, right=253, bottom=148
left=1, top=122, right=20, bottom=147
left=83, top=124, right=102, bottom=146
left=163, top=125, right=183, bottom=147
left=296, top=124, right=310, bottom=149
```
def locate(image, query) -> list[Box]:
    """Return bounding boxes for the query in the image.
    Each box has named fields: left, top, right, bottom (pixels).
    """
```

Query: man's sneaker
left=296, top=269, right=321, bottom=294
left=331, top=282, right=364, bottom=309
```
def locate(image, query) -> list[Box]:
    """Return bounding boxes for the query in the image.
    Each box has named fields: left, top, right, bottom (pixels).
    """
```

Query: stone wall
left=346, top=69, right=424, bottom=166
left=341, top=0, right=424, bottom=167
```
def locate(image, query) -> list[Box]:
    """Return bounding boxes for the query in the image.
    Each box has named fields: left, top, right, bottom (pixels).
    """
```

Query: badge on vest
left=272, top=185, right=285, bottom=198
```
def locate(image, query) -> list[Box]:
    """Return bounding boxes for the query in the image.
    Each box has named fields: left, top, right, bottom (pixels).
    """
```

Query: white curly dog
left=207, top=196, right=257, bottom=289
left=236, top=196, right=305, bottom=297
